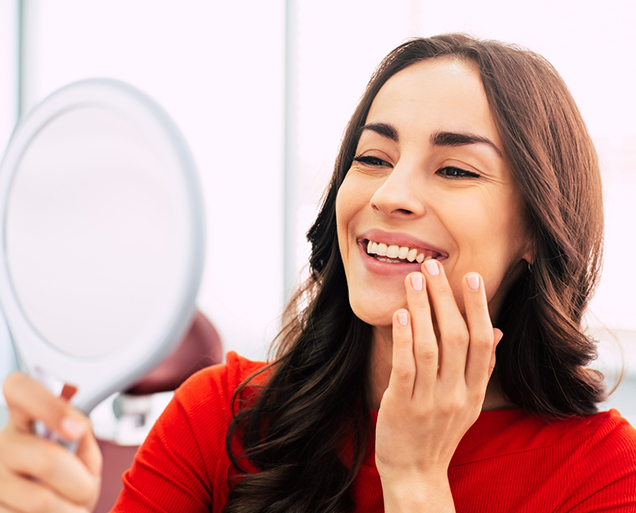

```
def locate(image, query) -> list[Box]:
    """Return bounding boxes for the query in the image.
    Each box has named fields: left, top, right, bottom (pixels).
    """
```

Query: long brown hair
left=223, top=33, right=606, bottom=513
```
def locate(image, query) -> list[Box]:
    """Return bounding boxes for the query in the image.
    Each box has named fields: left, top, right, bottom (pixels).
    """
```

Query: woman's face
left=336, top=57, right=532, bottom=329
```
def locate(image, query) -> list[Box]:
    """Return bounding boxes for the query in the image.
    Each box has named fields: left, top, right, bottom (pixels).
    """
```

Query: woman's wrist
left=381, top=472, right=455, bottom=513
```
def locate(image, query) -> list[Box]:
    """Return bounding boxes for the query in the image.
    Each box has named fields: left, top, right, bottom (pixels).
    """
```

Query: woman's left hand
left=375, top=259, right=502, bottom=512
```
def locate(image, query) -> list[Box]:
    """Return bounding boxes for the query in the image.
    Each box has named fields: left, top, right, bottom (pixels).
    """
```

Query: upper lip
left=357, top=229, right=449, bottom=259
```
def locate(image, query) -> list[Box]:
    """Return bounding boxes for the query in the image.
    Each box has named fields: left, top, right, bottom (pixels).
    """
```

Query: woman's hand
left=375, top=259, right=502, bottom=512
left=0, top=373, right=102, bottom=512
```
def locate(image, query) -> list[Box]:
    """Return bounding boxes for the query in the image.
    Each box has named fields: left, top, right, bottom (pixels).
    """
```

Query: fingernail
left=466, top=273, right=480, bottom=291
left=424, top=258, right=439, bottom=276
left=410, top=273, right=423, bottom=291
left=60, top=384, right=78, bottom=401
left=61, top=417, right=85, bottom=439
left=397, top=311, right=408, bottom=326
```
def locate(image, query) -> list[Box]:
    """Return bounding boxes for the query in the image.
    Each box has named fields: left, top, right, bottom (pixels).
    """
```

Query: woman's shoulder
left=455, top=407, right=636, bottom=462
left=510, top=407, right=636, bottom=448
left=174, top=351, right=269, bottom=420
left=450, top=408, right=636, bottom=511
left=580, top=409, right=636, bottom=449
left=538, top=408, right=636, bottom=456
left=573, top=409, right=636, bottom=472
left=555, top=410, right=636, bottom=509
left=178, top=350, right=269, bottom=392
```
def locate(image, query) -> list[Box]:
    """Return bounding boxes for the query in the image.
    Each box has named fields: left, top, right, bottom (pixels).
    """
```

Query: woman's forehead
left=366, top=58, right=502, bottom=150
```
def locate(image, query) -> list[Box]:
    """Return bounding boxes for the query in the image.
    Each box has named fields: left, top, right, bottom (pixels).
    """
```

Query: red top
left=112, top=352, right=636, bottom=512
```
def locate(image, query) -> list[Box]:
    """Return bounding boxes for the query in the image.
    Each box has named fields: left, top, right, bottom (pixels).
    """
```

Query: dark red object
left=126, top=310, right=224, bottom=395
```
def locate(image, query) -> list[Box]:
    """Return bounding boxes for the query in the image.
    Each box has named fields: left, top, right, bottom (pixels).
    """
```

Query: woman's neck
left=366, top=326, right=514, bottom=412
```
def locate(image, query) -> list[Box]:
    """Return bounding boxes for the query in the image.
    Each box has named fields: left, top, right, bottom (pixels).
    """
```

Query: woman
left=1, top=34, right=635, bottom=512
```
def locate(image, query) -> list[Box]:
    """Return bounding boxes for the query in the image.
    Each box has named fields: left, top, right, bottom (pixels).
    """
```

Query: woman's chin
left=349, top=297, right=401, bottom=329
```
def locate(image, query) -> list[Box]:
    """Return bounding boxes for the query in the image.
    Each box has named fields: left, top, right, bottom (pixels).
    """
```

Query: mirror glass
left=6, top=107, right=182, bottom=358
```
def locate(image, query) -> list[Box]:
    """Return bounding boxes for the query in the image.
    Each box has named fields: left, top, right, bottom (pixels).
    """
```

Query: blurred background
left=0, top=0, right=634, bottom=427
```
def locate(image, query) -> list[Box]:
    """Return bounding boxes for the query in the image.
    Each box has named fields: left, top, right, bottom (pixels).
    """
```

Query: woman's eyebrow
left=431, top=130, right=503, bottom=157
left=356, top=122, right=399, bottom=142
left=356, top=124, right=503, bottom=158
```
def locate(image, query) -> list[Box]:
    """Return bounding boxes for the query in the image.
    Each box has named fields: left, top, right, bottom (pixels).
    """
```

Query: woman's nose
left=370, top=163, right=426, bottom=219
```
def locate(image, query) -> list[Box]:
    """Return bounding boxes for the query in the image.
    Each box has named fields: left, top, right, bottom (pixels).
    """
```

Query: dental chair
left=92, top=310, right=223, bottom=513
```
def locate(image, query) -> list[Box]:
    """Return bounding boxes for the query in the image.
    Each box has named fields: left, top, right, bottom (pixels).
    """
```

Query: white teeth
left=365, top=239, right=439, bottom=264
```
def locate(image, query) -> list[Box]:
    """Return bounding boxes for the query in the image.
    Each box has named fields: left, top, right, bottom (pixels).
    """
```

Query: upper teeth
left=367, top=241, right=428, bottom=263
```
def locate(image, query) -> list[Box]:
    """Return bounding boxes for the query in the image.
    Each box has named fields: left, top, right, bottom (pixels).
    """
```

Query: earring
left=527, top=261, right=533, bottom=273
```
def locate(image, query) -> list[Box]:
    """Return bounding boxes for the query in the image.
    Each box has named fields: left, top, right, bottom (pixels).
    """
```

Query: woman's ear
left=518, top=222, right=535, bottom=267
left=521, top=239, right=535, bottom=269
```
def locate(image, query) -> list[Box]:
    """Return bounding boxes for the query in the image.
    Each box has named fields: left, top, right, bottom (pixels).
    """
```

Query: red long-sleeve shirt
left=112, top=352, right=636, bottom=512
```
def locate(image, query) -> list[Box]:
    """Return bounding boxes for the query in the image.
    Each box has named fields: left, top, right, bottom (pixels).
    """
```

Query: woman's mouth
left=363, top=238, right=442, bottom=264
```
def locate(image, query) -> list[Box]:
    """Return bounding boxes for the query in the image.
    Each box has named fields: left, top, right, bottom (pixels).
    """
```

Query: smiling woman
left=222, top=35, right=633, bottom=512
left=336, top=58, right=533, bottom=419
left=337, top=58, right=531, bottom=332
left=0, top=34, right=635, bottom=513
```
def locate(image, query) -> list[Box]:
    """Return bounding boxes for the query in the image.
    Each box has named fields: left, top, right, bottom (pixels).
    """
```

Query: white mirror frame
left=0, top=79, right=206, bottom=413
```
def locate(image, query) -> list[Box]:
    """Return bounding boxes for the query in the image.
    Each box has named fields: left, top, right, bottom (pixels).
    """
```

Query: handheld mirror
left=0, top=79, right=205, bottom=415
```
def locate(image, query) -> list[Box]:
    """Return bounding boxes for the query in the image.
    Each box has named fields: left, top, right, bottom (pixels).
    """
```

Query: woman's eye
left=437, top=166, right=480, bottom=178
left=353, top=155, right=391, bottom=167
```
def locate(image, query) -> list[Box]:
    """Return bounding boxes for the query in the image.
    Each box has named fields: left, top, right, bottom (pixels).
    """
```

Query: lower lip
left=358, top=242, right=423, bottom=276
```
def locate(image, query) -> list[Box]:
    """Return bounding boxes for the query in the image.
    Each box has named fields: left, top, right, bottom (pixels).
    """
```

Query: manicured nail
left=61, top=417, right=85, bottom=439
left=466, top=273, right=480, bottom=291
left=424, top=258, right=439, bottom=276
left=410, top=273, right=423, bottom=291
left=60, top=384, right=78, bottom=401
left=397, top=311, right=408, bottom=326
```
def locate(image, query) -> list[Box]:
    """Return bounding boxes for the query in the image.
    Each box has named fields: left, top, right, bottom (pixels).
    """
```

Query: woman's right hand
left=375, top=262, right=500, bottom=512
left=0, top=373, right=102, bottom=512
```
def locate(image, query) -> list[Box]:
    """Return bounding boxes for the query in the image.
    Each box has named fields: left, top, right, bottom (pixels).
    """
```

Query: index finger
left=3, top=372, right=87, bottom=442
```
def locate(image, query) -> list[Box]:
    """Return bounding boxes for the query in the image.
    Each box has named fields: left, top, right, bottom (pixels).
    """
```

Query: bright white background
left=1, top=0, right=635, bottom=420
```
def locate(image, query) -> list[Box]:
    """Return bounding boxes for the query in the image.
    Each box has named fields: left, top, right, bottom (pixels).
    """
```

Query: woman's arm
left=0, top=372, right=102, bottom=512
left=375, top=260, right=501, bottom=512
